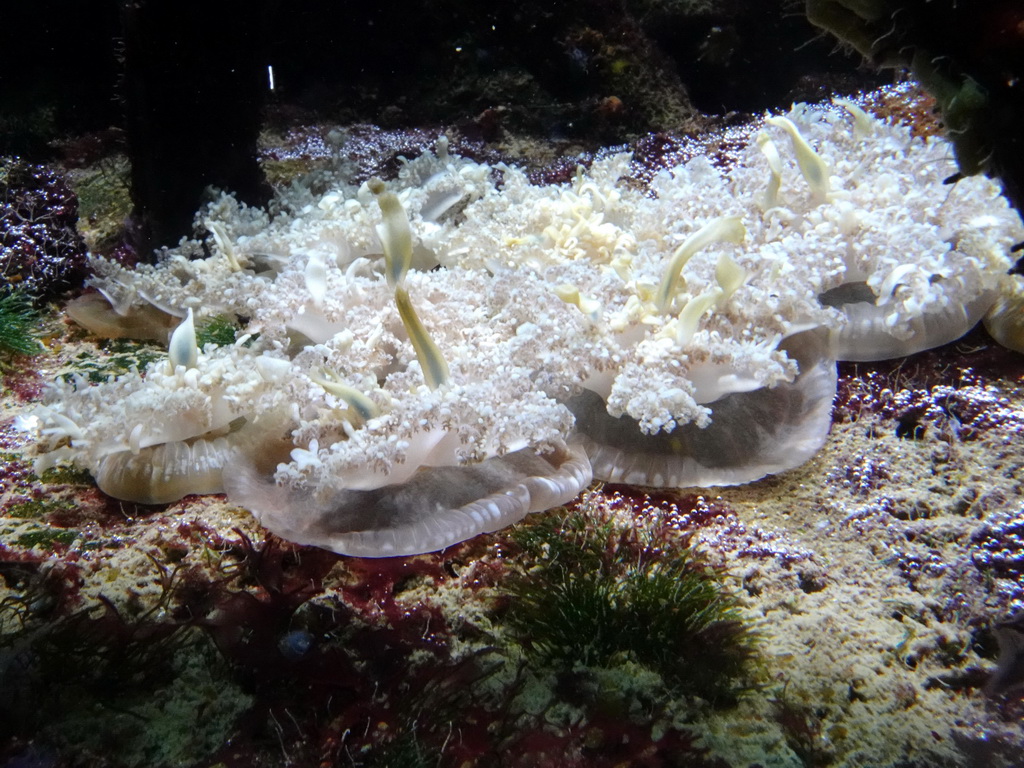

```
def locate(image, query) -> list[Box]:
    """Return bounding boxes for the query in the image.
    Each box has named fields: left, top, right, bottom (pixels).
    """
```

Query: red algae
left=1, top=362, right=44, bottom=402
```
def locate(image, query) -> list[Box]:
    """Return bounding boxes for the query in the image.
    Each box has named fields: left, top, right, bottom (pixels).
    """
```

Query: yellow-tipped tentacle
left=395, top=286, right=450, bottom=389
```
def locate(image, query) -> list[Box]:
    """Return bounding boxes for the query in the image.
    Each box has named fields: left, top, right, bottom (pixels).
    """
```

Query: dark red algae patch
left=0, top=541, right=84, bottom=615
left=176, top=517, right=735, bottom=767
left=1, top=359, right=44, bottom=402
left=183, top=541, right=483, bottom=767
left=494, top=717, right=730, bottom=768
left=1, top=522, right=455, bottom=765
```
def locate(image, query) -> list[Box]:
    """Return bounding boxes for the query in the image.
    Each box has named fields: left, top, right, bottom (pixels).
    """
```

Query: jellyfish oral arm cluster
left=32, top=101, right=1024, bottom=556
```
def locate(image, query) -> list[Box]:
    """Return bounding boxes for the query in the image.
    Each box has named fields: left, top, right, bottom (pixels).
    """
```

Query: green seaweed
left=195, top=314, right=240, bottom=348
left=15, top=528, right=79, bottom=549
left=505, top=507, right=757, bottom=702
left=60, top=337, right=163, bottom=385
left=0, top=288, right=42, bottom=358
left=5, top=498, right=75, bottom=519
left=40, top=464, right=94, bottom=486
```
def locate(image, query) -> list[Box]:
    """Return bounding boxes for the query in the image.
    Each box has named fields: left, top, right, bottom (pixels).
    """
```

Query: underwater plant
left=195, top=313, right=242, bottom=348
left=0, top=288, right=42, bottom=359
left=505, top=504, right=757, bottom=702
left=29, top=94, right=1024, bottom=556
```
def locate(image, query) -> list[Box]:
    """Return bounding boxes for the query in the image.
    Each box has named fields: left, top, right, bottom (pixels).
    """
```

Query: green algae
left=0, top=288, right=42, bottom=359
left=15, top=527, right=79, bottom=549
left=505, top=506, right=757, bottom=702
left=40, top=464, right=94, bottom=486
left=195, top=314, right=241, bottom=348
left=60, top=337, right=163, bottom=385
left=5, top=498, right=76, bottom=519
